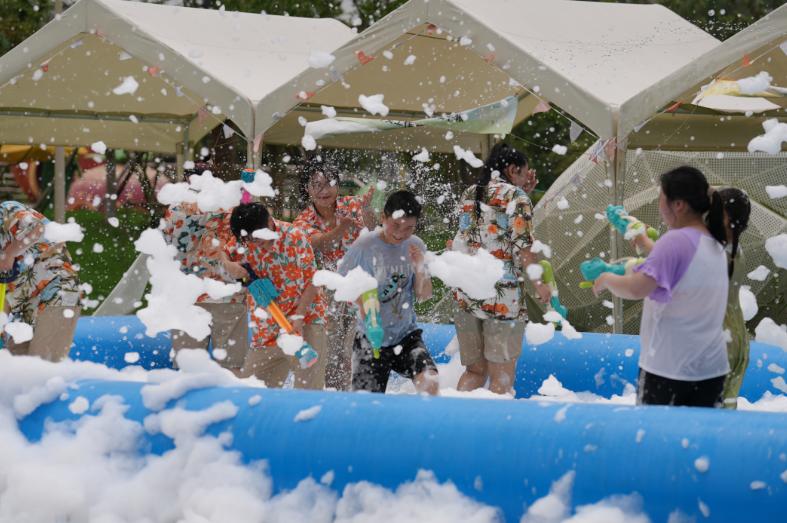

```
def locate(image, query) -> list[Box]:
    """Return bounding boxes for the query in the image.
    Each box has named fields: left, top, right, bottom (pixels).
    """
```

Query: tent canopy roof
left=624, top=2, right=787, bottom=147
left=0, top=0, right=354, bottom=153
left=259, top=0, right=719, bottom=146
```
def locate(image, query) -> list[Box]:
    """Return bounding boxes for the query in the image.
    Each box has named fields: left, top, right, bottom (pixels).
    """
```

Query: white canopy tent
left=0, top=0, right=354, bottom=157
left=534, top=4, right=787, bottom=332
left=255, top=0, right=720, bottom=154
left=0, top=0, right=355, bottom=315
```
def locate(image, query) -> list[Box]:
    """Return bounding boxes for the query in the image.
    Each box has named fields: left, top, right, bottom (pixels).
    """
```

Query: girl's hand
left=592, top=274, right=608, bottom=297
left=0, top=253, right=15, bottom=272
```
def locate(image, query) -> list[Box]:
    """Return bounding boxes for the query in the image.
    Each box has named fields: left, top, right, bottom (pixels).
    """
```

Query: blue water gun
left=606, top=205, right=659, bottom=243
left=579, top=257, right=643, bottom=288
left=243, top=265, right=318, bottom=369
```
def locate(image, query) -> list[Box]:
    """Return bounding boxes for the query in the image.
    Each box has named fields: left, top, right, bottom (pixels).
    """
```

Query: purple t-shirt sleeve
left=633, top=229, right=701, bottom=303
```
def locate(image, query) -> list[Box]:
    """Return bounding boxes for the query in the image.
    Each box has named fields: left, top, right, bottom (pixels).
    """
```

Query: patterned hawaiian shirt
left=225, top=219, right=325, bottom=348
left=1, top=201, right=80, bottom=324
left=161, top=204, right=241, bottom=304
left=452, top=180, right=534, bottom=320
left=292, top=196, right=365, bottom=271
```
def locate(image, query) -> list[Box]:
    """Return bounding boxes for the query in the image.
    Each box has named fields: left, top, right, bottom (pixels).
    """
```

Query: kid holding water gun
left=338, top=190, right=438, bottom=395
left=603, top=187, right=752, bottom=408
left=451, top=143, right=551, bottom=396
left=221, top=203, right=327, bottom=389
left=593, top=166, right=730, bottom=407
left=293, top=157, right=376, bottom=390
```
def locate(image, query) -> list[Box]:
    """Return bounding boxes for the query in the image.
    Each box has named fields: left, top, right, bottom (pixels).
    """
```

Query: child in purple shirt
left=594, top=166, right=729, bottom=407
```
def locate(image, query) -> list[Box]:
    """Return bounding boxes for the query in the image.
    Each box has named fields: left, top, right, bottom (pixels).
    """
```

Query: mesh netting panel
left=534, top=144, right=787, bottom=333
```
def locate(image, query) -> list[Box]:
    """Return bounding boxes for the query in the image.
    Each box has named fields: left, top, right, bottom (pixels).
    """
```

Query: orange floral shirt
left=225, top=219, right=325, bottom=348
left=293, top=196, right=365, bottom=271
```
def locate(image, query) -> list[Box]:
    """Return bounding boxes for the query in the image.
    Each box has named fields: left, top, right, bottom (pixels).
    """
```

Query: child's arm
left=0, top=222, right=44, bottom=271
left=291, top=229, right=322, bottom=333
left=631, top=234, right=655, bottom=255
left=519, top=245, right=553, bottom=304
left=220, top=239, right=250, bottom=281
left=358, top=190, right=377, bottom=230
left=307, top=218, right=355, bottom=253
left=409, top=243, right=432, bottom=301
left=593, top=271, right=658, bottom=301
left=292, top=283, right=319, bottom=334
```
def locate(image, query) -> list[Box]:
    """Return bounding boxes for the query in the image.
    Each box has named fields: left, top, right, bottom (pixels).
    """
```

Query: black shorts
left=636, top=368, right=726, bottom=408
left=352, top=329, right=438, bottom=393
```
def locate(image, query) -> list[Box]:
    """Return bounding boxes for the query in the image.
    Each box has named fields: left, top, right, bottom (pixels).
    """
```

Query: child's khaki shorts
left=454, top=308, right=525, bottom=366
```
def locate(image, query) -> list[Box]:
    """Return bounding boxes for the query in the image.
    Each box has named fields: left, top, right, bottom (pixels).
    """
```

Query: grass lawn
left=43, top=208, right=153, bottom=312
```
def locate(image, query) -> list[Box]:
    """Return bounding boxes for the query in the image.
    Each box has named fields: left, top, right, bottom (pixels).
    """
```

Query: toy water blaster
left=578, top=257, right=645, bottom=289
left=360, top=287, right=384, bottom=358
left=537, top=260, right=567, bottom=319
left=0, top=260, right=21, bottom=349
left=242, top=264, right=318, bottom=368
left=240, top=168, right=256, bottom=204
left=606, top=204, right=659, bottom=254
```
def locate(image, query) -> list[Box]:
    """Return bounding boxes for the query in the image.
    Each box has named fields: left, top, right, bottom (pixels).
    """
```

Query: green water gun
left=360, top=287, right=384, bottom=358
left=359, top=180, right=387, bottom=213
left=538, top=260, right=567, bottom=319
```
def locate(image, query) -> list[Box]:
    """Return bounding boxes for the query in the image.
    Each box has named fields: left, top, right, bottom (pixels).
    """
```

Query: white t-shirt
left=634, top=228, right=730, bottom=381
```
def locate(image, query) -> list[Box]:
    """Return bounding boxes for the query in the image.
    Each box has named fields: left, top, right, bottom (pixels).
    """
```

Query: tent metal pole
left=177, top=123, right=191, bottom=182
left=246, top=139, right=254, bottom=169
left=54, top=146, right=66, bottom=222
left=0, top=109, right=192, bottom=126
left=104, top=149, right=117, bottom=219
left=175, top=150, right=184, bottom=181
left=607, top=136, right=628, bottom=333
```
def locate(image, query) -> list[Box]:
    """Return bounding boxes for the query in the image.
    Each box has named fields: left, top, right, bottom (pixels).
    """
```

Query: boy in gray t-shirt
left=338, top=190, right=438, bottom=395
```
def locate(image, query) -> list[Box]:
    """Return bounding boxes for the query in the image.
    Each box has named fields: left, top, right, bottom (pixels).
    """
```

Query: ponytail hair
left=719, top=187, right=751, bottom=278
left=659, top=166, right=726, bottom=247
left=474, top=142, right=528, bottom=218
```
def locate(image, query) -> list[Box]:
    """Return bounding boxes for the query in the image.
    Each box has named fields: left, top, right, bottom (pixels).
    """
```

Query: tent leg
left=176, top=150, right=184, bottom=181
left=246, top=140, right=254, bottom=169
left=104, top=149, right=116, bottom=218
left=608, top=138, right=628, bottom=334
left=54, top=146, right=66, bottom=222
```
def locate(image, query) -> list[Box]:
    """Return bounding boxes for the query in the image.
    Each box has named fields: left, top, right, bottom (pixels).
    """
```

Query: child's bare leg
left=457, top=360, right=488, bottom=391
left=488, top=360, right=516, bottom=395
left=414, top=369, right=439, bottom=396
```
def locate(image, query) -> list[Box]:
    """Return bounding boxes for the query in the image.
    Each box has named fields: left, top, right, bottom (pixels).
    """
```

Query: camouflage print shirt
left=161, top=204, right=241, bottom=304
left=1, top=201, right=80, bottom=324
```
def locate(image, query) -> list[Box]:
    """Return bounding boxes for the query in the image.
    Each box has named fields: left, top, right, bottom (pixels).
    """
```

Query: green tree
left=0, top=0, right=54, bottom=55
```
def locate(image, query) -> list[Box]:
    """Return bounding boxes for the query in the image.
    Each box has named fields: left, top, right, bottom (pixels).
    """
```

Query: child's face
left=245, top=216, right=276, bottom=250
left=658, top=189, right=677, bottom=228
left=307, top=173, right=339, bottom=209
left=506, top=163, right=528, bottom=189
left=381, top=215, right=417, bottom=244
